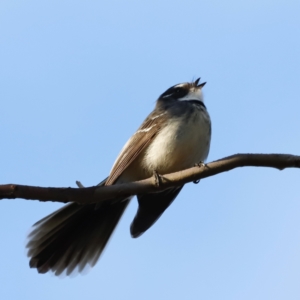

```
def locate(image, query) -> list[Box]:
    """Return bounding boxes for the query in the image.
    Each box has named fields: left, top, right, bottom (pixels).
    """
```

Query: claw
left=194, top=161, right=205, bottom=168
left=193, top=161, right=205, bottom=184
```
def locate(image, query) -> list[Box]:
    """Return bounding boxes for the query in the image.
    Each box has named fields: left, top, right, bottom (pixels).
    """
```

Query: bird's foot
left=193, top=161, right=205, bottom=184
left=194, top=161, right=205, bottom=168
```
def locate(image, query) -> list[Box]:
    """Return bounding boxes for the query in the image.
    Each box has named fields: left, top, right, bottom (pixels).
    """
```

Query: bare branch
left=0, top=153, right=299, bottom=204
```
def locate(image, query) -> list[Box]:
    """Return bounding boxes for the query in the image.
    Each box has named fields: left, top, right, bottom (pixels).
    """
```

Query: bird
left=26, top=78, right=211, bottom=276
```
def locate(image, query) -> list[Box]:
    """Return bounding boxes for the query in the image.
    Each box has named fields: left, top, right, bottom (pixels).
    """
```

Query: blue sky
left=1, top=0, right=300, bottom=299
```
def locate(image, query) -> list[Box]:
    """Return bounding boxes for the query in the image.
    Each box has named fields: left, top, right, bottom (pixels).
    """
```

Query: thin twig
left=0, top=153, right=299, bottom=204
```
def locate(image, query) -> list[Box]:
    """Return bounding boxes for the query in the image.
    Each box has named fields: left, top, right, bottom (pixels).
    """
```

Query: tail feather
left=27, top=199, right=130, bottom=275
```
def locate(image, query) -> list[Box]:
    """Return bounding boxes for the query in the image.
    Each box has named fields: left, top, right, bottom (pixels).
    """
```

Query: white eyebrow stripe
left=135, top=124, right=157, bottom=134
left=174, top=83, right=187, bottom=88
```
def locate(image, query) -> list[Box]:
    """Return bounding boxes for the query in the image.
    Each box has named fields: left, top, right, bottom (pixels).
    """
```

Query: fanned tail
left=27, top=198, right=130, bottom=276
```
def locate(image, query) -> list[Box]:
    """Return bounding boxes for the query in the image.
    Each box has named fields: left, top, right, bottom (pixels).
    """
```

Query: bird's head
left=158, top=78, right=206, bottom=102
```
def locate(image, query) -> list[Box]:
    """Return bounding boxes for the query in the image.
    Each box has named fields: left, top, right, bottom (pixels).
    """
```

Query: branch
left=1, top=153, right=299, bottom=204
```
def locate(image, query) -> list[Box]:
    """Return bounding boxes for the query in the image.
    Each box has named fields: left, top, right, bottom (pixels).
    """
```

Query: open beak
left=194, top=77, right=206, bottom=88
left=197, top=81, right=206, bottom=88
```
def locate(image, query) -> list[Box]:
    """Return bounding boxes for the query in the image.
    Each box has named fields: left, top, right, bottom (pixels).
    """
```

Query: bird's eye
left=160, top=86, right=187, bottom=99
left=172, top=87, right=187, bottom=98
left=172, top=88, right=183, bottom=96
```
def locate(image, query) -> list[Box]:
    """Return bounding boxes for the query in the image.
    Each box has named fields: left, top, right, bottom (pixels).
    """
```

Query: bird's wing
left=105, top=110, right=167, bottom=185
left=130, top=186, right=184, bottom=238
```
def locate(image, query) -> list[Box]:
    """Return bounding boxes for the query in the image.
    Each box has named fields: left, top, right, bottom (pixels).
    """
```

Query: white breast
left=142, top=109, right=211, bottom=174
